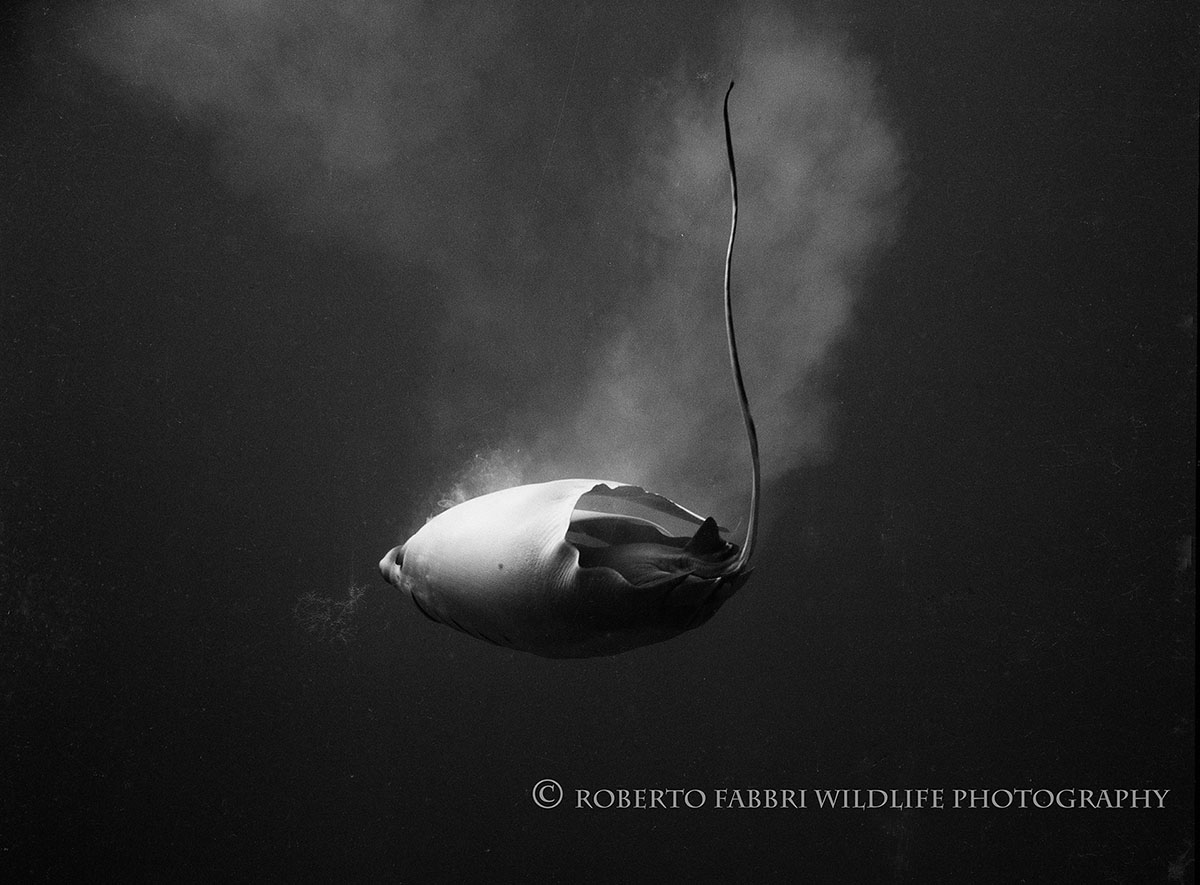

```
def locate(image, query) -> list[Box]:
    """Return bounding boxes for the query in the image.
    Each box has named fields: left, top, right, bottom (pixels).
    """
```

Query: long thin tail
left=723, top=81, right=760, bottom=571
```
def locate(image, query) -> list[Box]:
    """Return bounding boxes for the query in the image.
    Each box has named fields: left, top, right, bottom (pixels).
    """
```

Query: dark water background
left=2, top=2, right=1195, bottom=881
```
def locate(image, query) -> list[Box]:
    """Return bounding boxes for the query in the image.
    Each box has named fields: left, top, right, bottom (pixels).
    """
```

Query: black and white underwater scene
left=2, top=0, right=1194, bottom=880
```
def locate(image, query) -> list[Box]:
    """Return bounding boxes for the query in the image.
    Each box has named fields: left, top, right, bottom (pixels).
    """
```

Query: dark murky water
left=2, top=2, right=1193, bottom=880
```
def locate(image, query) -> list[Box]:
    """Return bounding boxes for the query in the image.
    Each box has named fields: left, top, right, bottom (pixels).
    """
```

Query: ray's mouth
left=379, top=543, right=406, bottom=584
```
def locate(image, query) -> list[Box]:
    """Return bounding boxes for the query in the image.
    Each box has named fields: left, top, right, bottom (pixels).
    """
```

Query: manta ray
left=380, top=83, right=760, bottom=658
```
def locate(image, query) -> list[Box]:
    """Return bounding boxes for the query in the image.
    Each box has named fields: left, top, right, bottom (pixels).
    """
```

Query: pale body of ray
left=379, top=480, right=749, bottom=657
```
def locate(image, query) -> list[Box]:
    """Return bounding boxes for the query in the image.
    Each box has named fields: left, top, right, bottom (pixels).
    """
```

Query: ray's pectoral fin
left=567, top=511, right=674, bottom=548
left=574, top=515, right=741, bottom=591
left=576, top=541, right=691, bottom=589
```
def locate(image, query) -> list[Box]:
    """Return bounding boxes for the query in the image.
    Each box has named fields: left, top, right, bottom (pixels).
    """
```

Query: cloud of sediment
left=77, top=0, right=518, bottom=258
left=75, top=0, right=901, bottom=526
left=531, top=13, right=902, bottom=521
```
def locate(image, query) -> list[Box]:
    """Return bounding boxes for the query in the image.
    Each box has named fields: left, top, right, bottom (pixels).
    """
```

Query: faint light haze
left=78, top=0, right=902, bottom=531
